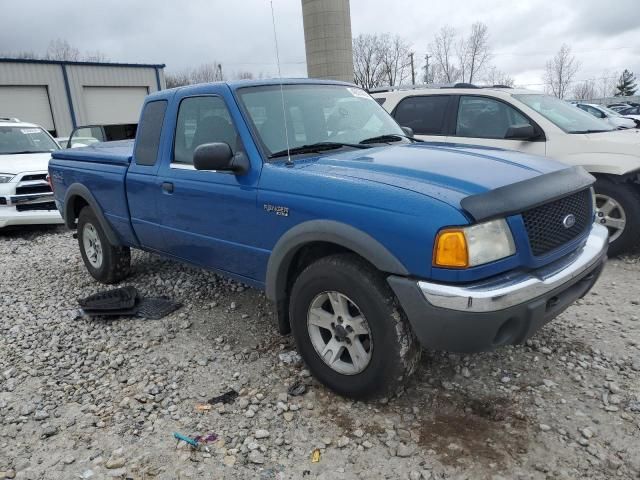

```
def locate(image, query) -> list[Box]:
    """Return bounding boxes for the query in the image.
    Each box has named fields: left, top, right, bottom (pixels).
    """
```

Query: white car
left=0, top=118, right=63, bottom=228
left=618, top=106, right=640, bottom=123
left=574, top=103, right=637, bottom=130
left=372, top=86, right=640, bottom=255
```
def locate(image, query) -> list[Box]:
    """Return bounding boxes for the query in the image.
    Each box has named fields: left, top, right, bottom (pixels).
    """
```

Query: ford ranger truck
left=49, top=80, right=608, bottom=399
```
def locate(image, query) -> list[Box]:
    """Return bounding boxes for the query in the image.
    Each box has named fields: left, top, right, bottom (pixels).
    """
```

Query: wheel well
left=592, top=172, right=640, bottom=186
left=69, top=196, right=89, bottom=224
left=277, top=241, right=375, bottom=335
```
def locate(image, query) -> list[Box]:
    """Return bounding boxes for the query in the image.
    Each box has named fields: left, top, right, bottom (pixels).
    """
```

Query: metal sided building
left=0, top=58, right=166, bottom=137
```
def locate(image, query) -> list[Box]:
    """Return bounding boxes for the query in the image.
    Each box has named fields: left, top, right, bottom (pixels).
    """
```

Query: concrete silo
left=301, top=0, right=354, bottom=83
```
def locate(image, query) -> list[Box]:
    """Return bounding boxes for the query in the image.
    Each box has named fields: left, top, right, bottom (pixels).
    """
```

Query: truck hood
left=292, top=142, right=568, bottom=207
left=0, top=152, right=54, bottom=175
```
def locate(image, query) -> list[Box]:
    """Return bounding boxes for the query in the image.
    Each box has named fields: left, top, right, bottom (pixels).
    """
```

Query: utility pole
left=424, top=53, right=431, bottom=84
left=408, top=52, right=415, bottom=85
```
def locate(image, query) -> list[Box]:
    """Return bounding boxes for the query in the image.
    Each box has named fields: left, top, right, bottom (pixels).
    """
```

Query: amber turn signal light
left=433, top=229, right=469, bottom=268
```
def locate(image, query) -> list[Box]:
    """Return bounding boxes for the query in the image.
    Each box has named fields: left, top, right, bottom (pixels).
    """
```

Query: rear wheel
left=289, top=254, right=420, bottom=399
left=594, top=178, right=640, bottom=256
left=77, top=206, right=131, bottom=284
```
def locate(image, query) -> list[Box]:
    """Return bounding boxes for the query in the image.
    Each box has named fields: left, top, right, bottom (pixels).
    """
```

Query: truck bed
left=51, top=140, right=134, bottom=165
left=50, top=140, right=138, bottom=246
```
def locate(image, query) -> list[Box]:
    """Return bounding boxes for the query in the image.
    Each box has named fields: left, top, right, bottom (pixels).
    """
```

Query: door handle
left=161, top=182, right=174, bottom=193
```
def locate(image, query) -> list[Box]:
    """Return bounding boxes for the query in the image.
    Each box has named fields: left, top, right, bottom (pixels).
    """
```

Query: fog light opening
left=493, top=317, right=520, bottom=346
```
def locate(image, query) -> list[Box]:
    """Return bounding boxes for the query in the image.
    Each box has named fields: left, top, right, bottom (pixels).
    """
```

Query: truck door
left=127, top=99, right=169, bottom=252
left=154, top=89, right=264, bottom=282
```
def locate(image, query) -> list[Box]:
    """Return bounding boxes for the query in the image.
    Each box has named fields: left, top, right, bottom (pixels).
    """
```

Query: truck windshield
left=0, top=126, right=60, bottom=154
left=513, top=94, right=615, bottom=134
left=236, top=84, right=406, bottom=158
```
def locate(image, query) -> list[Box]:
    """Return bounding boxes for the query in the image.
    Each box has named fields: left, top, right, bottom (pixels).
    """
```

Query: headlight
left=0, top=174, right=15, bottom=184
left=433, top=219, right=516, bottom=268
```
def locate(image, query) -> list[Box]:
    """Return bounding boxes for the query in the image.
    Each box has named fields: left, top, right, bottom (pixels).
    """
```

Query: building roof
left=0, top=57, right=165, bottom=69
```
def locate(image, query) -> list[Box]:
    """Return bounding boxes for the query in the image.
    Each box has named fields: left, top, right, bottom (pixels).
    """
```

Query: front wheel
left=77, top=206, right=131, bottom=284
left=289, top=254, right=421, bottom=399
left=594, top=178, right=640, bottom=256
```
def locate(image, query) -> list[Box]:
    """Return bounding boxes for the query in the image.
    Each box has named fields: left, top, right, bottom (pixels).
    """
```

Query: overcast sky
left=1, top=0, right=639, bottom=91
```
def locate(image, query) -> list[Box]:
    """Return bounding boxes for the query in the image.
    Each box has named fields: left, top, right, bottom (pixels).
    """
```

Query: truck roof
left=146, top=78, right=357, bottom=101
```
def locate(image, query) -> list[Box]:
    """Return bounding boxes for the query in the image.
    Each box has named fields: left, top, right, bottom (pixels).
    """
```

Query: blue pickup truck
left=49, top=79, right=608, bottom=398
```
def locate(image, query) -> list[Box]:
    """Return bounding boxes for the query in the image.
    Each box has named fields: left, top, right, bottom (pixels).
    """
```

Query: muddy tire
left=289, top=253, right=421, bottom=399
left=594, top=178, right=640, bottom=256
left=77, top=206, right=131, bottom=284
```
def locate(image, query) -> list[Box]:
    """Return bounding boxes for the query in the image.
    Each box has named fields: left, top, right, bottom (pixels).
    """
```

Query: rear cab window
left=393, top=96, right=450, bottom=135
left=134, top=100, right=167, bottom=166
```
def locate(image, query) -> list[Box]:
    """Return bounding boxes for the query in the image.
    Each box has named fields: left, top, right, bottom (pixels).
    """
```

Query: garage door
left=83, top=86, right=148, bottom=124
left=0, top=86, right=55, bottom=131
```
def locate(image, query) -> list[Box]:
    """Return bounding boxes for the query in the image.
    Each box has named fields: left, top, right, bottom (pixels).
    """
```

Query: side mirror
left=505, top=124, right=535, bottom=140
left=193, top=142, right=249, bottom=174
left=401, top=126, right=414, bottom=138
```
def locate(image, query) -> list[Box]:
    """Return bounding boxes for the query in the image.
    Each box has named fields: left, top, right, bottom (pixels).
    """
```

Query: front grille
left=15, top=184, right=51, bottom=195
left=16, top=201, right=57, bottom=212
left=522, top=189, right=592, bottom=256
left=20, top=174, right=47, bottom=182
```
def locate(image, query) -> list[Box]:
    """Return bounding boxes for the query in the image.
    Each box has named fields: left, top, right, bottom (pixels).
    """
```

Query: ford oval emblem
left=562, top=214, right=576, bottom=229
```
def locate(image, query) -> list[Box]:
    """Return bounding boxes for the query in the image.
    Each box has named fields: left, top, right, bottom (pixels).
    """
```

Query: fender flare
left=265, top=220, right=409, bottom=303
left=63, top=183, right=120, bottom=245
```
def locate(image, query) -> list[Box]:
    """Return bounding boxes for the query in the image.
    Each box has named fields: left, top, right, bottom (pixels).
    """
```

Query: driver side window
left=456, top=96, right=530, bottom=139
left=173, top=96, right=240, bottom=165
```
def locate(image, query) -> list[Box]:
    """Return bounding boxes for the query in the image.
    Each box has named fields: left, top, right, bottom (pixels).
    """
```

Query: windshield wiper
left=359, top=134, right=422, bottom=144
left=268, top=142, right=371, bottom=159
left=0, top=150, right=52, bottom=155
left=569, top=129, right=611, bottom=134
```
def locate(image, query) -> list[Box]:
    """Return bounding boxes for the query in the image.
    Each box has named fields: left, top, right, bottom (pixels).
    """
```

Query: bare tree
left=430, top=26, right=459, bottom=83
left=572, top=79, right=598, bottom=101
left=593, top=71, right=617, bottom=99
left=45, top=39, right=81, bottom=61
left=352, top=34, right=386, bottom=89
left=544, top=44, right=581, bottom=99
left=189, top=63, right=225, bottom=83
left=379, top=34, right=412, bottom=86
left=234, top=71, right=254, bottom=80
left=458, top=22, right=491, bottom=83
left=483, top=66, right=515, bottom=87
left=84, top=50, right=110, bottom=62
left=165, top=71, right=191, bottom=89
left=165, top=62, right=226, bottom=88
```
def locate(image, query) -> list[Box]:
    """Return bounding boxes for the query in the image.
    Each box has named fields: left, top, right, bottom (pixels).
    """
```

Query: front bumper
left=0, top=190, right=62, bottom=228
left=388, top=224, right=608, bottom=353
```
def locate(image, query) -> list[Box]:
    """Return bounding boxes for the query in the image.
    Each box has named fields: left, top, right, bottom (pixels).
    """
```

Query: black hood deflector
left=461, top=166, right=595, bottom=222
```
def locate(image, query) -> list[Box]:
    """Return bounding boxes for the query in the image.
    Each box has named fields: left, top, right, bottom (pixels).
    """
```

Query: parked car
left=573, top=103, right=637, bottom=130
left=618, top=106, right=640, bottom=124
left=49, top=79, right=608, bottom=398
left=373, top=85, right=640, bottom=255
left=56, top=123, right=137, bottom=149
left=0, top=117, right=63, bottom=228
left=608, top=103, right=635, bottom=113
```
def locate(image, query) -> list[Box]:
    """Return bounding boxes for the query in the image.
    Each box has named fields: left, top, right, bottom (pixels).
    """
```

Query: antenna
left=270, top=0, right=293, bottom=166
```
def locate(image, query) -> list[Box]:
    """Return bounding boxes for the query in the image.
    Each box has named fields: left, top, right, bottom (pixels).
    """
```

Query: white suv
left=0, top=118, right=63, bottom=228
left=373, top=86, right=640, bottom=255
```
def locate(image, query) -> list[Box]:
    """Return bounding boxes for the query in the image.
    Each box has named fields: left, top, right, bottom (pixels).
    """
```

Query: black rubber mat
left=135, top=297, right=182, bottom=320
left=79, top=286, right=139, bottom=312
left=79, top=287, right=181, bottom=320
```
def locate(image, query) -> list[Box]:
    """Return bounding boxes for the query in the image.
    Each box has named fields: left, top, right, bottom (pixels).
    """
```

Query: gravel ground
left=1, top=226, right=639, bottom=480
